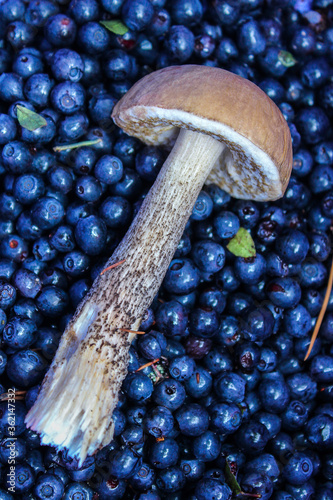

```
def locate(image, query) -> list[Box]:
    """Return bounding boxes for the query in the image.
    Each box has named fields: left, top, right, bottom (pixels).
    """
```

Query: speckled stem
left=25, top=129, right=225, bottom=464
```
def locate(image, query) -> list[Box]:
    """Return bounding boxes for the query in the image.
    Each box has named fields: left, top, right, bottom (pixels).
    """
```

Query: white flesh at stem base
left=25, top=128, right=225, bottom=464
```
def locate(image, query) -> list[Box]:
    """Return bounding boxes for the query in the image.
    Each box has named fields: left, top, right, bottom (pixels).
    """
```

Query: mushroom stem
left=25, top=129, right=225, bottom=464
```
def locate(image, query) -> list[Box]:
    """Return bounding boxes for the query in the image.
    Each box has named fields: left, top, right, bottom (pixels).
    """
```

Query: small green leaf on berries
left=225, top=460, right=242, bottom=495
left=227, top=228, right=256, bottom=258
left=278, top=50, right=297, bottom=67
left=99, top=20, right=129, bottom=35
left=16, top=105, right=47, bottom=131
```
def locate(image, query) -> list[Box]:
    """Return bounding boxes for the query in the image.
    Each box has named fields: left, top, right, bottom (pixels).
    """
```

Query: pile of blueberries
left=0, top=0, right=333, bottom=498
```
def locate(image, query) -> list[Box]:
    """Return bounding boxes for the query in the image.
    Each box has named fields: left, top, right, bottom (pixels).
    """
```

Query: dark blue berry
left=122, top=0, right=154, bottom=31
left=44, top=14, right=77, bottom=47
left=1, top=141, right=32, bottom=173
left=149, top=438, right=179, bottom=469
left=77, top=22, right=111, bottom=54
left=214, top=372, right=245, bottom=404
left=164, top=25, right=195, bottom=63
left=153, top=379, right=186, bottom=411
left=266, top=277, right=301, bottom=308
left=123, top=372, right=153, bottom=401
left=74, top=215, right=107, bottom=256
left=0, top=114, right=17, bottom=144
left=210, top=402, right=242, bottom=434
left=6, top=349, right=47, bottom=387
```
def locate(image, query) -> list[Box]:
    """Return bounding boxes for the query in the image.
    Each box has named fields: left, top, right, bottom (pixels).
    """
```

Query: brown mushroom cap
left=112, top=65, right=293, bottom=201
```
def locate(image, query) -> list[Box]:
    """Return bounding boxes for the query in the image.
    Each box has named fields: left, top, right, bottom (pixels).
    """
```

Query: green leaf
left=99, top=20, right=129, bottom=35
left=225, top=460, right=242, bottom=495
left=53, top=138, right=102, bottom=152
left=278, top=50, right=297, bottom=67
left=227, top=228, right=256, bottom=258
left=16, top=105, right=47, bottom=131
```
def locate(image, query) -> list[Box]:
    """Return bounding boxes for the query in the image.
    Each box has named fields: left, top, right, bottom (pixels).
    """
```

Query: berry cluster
left=0, top=0, right=333, bottom=499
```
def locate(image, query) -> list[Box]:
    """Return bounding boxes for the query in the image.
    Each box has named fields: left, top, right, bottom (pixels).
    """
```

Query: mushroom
left=25, top=65, right=292, bottom=464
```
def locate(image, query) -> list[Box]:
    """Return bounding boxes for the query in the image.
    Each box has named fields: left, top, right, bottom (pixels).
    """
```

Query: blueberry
left=213, top=0, right=240, bottom=26
left=95, top=477, right=127, bottom=499
left=74, top=215, right=107, bottom=256
left=109, top=446, right=141, bottom=478
left=139, top=308, right=155, bottom=331
left=282, top=400, right=308, bottom=431
left=25, top=0, right=59, bottom=27
left=77, top=22, right=111, bottom=54
left=4, top=462, right=35, bottom=494
left=163, top=259, right=200, bottom=294
left=6, top=21, right=36, bottom=50
left=169, top=355, right=195, bottom=381
left=291, top=25, right=316, bottom=55
left=44, top=14, right=77, bottom=47
left=0, top=436, right=26, bottom=465
left=234, top=254, right=266, bottom=285
left=191, top=191, right=213, bottom=221
left=123, top=372, right=153, bottom=401
left=0, top=234, right=28, bottom=262
left=36, top=285, right=69, bottom=317
left=164, top=25, right=195, bottom=63
left=0, top=73, right=25, bottom=103
left=122, top=0, right=154, bottom=31
left=33, top=472, right=65, bottom=500
left=238, top=19, right=266, bottom=55
left=149, top=438, right=179, bottom=469
left=129, top=463, right=155, bottom=491
left=143, top=405, right=174, bottom=438
left=63, top=251, right=90, bottom=277
left=180, top=458, right=205, bottom=482
left=214, top=210, right=240, bottom=239
left=88, top=93, right=116, bottom=131
left=259, top=374, right=290, bottom=413
left=0, top=114, right=17, bottom=144
left=153, top=379, right=186, bottom=411
left=240, top=472, right=273, bottom=500
left=94, top=155, right=123, bottom=185
left=63, top=482, right=95, bottom=500
left=192, top=241, right=225, bottom=274
left=0, top=193, right=23, bottom=221
left=185, top=366, right=212, bottom=398
left=275, top=229, right=309, bottom=264
left=236, top=421, right=270, bottom=454
left=155, top=300, right=188, bottom=337
left=0, top=280, right=17, bottom=310
left=67, top=0, right=100, bottom=24
left=310, top=355, right=333, bottom=384
left=190, top=307, right=219, bottom=338
left=245, top=453, right=280, bottom=480
left=266, top=277, right=301, bottom=308
left=235, top=341, right=260, bottom=372
left=195, top=478, right=231, bottom=500
left=13, top=50, right=44, bottom=80
left=192, top=431, right=221, bottom=462
left=287, top=373, right=317, bottom=403
left=135, top=146, right=165, bottom=182
left=156, top=466, right=185, bottom=494
left=3, top=316, right=36, bottom=349
left=51, top=82, right=85, bottom=115
left=214, top=372, right=245, bottom=404
left=241, top=306, right=274, bottom=343
left=210, top=402, right=242, bottom=434
left=13, top=173, right=45, bottom=204
left=7, top=350, right=45, bottom=390
left=111, top=173, right=143, bottom=208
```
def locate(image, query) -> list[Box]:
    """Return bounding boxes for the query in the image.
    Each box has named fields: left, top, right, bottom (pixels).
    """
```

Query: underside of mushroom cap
left=112, top=65, right=293, bottom=201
